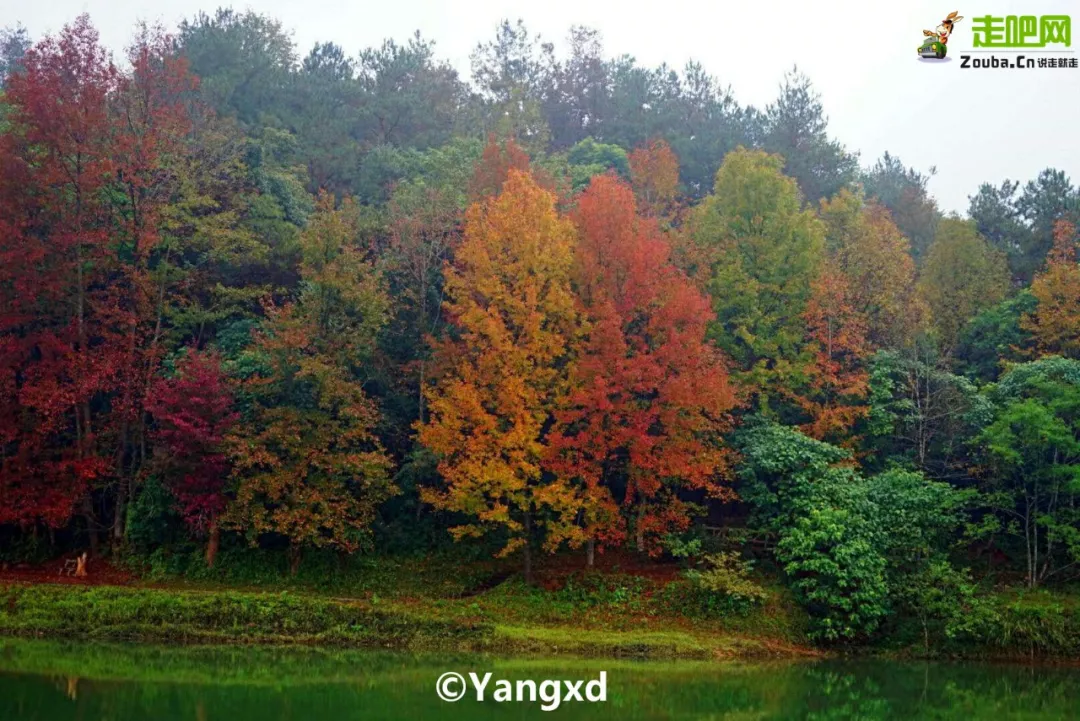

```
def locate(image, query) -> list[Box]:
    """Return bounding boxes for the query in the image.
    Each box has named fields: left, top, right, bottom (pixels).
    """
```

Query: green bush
left=685, top=552, right=768, bottom=614
left=777, top=502, right=889, bottom=642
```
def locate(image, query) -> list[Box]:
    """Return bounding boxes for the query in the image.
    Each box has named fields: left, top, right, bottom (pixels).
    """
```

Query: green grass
left=0, top=554, right=817, bottom=660
left=14, top=548, right=1080, bottom=660
left=0, top=584, right=487, bottom=648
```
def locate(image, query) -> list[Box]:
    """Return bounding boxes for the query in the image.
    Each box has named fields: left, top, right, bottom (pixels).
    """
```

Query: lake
left=1, top=638, right=1078, bottom=719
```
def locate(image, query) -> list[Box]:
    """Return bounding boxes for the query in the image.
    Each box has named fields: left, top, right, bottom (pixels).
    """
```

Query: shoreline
left=3, top=581, right=1079, bottom=664
left=0, top=581, right=820, bottom=661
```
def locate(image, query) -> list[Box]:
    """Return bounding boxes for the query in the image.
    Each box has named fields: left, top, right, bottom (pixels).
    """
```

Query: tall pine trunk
left=205, top=521, right=220, bottom=569
left=523, top=509, right=534, bottom=585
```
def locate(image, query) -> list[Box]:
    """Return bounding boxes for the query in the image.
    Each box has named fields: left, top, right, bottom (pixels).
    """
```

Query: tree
left=763, top=68, right=857, bottom=205
left=1021, top=221, right=1080, bottom=359
left=968, top=170, right=1079, bottom=285
left=177, top=9, right=295, bottom=124
left=737, top=421, right=968, bottom=643
left=955, top=292, right=1037, bottom=382
left=107, top=25, right=204, bottom=542
left=544, top=26, right=609, bottom=148
left=690, top=148, right=825, bottom=405
left=795, top=270, right=870, bottom=444
left=734, top=422, right=886, bottom=642
left=861, top=152, right=939, bottom=262
left=819, top=189, right=925, bottom=348
left=420, top=170, right=583, bottom=581
left=286, top=41, right=361, bottom=195
left=356, top=33, right=468, bottom=151
left=468, top=22, right=555, bottom=158
left=1016, top=169, right=1079, bottom=281
left=968, top=179, right=1029, bottom=283
left=0, top=17, right=266, bottom=553
left=774, top=468, right=889, bottom=642
left=546, top=174, right=737, bottom=560
left=979, top=357, right=1080, bottom=588
left=147, top=349, right=238, bottom=567
left=0, top=24, right=31, bottom=83
left=470, top=19, right=554, bottom=106
left=564, top=136, right=629, bottom=191
left=225, top=194, right=396, bottom=572
left=866, top=468, right=973, bottom=652
left=918, top=218, right=1010, bottom=354
left=383, top=171, right=462, bottom=429
left=0, top=18, right=198, bottom=544
left=628, top=137, right=680, bottom=219
left=468, top=134, right=532, bottom=201
left=866, top=346, right=986, bottom=476
left=0, top=16, right=121, bottom=535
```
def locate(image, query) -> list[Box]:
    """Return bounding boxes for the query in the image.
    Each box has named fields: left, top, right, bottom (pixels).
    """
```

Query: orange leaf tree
left=419, top=170, right=584, bottom=581
left=1022, top=220, right=1080, bottom=358
left=794, top=270, right=871, bottom=443
left=225, top=193, right=396, bottom=572
left=628, top=138, right=680, bottom=219
left=468, top=134, right=532, bottom=202
left=547, top=174, right=738, bottom=558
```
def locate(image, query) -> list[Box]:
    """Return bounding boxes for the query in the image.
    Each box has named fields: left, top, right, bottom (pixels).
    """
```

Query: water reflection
left=0, top=639, right=1077, bottom=720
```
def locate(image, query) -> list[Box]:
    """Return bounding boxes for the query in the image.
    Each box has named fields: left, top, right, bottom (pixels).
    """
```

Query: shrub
left=686, top=552, right=769, bottom=612
left=776, top=503, right=889, bottom=642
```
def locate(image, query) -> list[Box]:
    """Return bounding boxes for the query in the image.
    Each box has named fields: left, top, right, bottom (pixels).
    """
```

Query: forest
left=1, top=10, right=1079, bottom=650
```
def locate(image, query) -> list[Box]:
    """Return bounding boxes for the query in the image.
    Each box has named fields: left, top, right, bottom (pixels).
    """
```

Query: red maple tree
left=147, top=349, right=238, bottom=566
left=0, top=17, right=121, bottom=532
left=0, top=17, right=200, bottom=542
left=547, top=174, right=738, bottom=559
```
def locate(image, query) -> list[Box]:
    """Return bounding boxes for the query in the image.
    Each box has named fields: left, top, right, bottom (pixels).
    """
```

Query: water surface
left=0, top=639, right=1077, bottom=720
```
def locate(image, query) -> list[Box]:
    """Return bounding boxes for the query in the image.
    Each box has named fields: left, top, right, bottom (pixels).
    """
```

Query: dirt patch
left=535, top=548, right=684, bottom=591
left=0, top=555, right=134, bottom=587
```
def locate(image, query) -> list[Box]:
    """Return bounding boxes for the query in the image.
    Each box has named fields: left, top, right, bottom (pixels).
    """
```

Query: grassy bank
left=0, top=582, right=816, bottom=660
left=6, top=548, right=1080, bottom=662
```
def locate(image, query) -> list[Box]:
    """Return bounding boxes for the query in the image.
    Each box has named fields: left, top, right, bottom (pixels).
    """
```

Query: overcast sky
left=4, top=0, right=1077, bottom=214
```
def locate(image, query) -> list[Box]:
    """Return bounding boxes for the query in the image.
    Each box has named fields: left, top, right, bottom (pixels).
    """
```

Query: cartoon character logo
left=918, top=11, right=964, bottom=58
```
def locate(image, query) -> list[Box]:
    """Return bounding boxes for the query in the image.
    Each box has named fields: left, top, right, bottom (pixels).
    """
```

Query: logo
left=916, top=10, right=1077, bottom=69
left=917, top=10, right=964, bottom=59
left=435, top=670, right=608, bottom=712
left=972, top=15, right=1071, bottom=48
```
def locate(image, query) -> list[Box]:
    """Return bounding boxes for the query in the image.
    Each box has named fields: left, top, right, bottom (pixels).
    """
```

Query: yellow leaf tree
left=819, top=189, right=926, bottom=348
left=918, top=218, right=1010, bottom=354
left=1022, top=220, right=1080, bottom=358
left=419, top=169, right=584, bottom=581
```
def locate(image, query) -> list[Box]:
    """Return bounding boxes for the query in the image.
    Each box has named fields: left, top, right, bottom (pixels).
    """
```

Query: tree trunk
left=635, top=506, right=646, bottom=553
left=81, top=498, right=99, bottom=557
left=586, top=538, right=595, bottom=569
left=205, top=522, right=220, bottom=569
left=288, top=544, right=302, bottom=576
left=523, top=509, right=534, bottom=585
left=418, top=359, right=426, bottom=426
left=113, top=453, right=128, bottom=544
